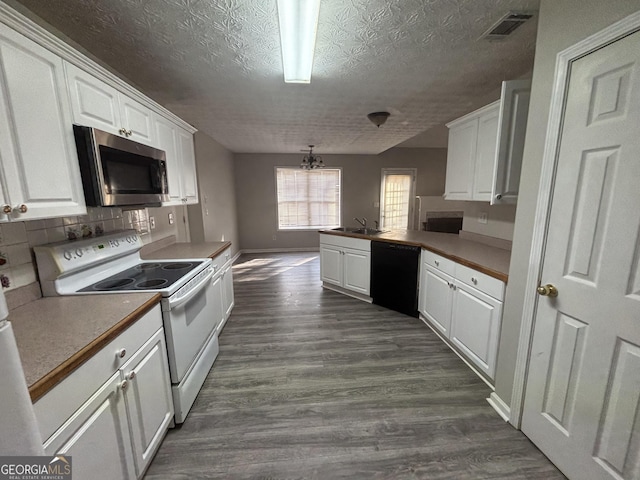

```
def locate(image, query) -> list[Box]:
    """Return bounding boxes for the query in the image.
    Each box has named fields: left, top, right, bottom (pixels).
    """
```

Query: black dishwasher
left=370, top=241, right=421, bottom=317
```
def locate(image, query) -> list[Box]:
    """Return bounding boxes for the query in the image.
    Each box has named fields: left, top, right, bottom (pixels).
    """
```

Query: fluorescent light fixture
left=276, top=0, right=321, bottom=83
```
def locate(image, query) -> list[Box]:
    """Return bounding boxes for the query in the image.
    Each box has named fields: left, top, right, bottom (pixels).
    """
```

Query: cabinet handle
left=18, top=204, right=27, bottom=213
left=435, top=260, right=439, bottom=266
left=120, top=380, right=128, bottom=391
left=2, top=205, right=11, bottom=214
left=126, top=130, right=132, bottom=137
left=471, top=277, right=478, bottom=285
left=495, top=194, right=503, bottom=200
left=128, top=371, right=136, bottom=380
left=119, top=128, right=127, bottom=136
left=117, top=348, right=126, bottom=359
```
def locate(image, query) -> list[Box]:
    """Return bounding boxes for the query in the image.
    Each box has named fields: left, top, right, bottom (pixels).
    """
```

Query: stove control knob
left=109, top=239, right=119, bottom=248
left=75, top=249, right=83, bottom=258
left=63, top=250, right=72, bottom=261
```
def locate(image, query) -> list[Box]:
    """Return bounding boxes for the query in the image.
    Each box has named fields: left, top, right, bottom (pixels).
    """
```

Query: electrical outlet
left=272, top=235, right=277, bottom=240
left=478, top=212, right=488, bottom=224
left=374, top=201, right=380, bottom=208
left=168, top=212, right=174, bottom=225
left=149, top=216, right=156, bottom=229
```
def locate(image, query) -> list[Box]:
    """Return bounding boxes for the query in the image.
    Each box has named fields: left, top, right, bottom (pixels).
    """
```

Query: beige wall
left=493, top=0, right=640, bottom=407
left=462, top=203, right=517, bottom=241
left=234, top=148, right=447, bottom=250
left=188, top=132, right=240, bottom=256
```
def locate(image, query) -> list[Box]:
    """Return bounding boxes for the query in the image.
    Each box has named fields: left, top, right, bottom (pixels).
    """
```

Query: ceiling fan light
left=277, top=0, right=321, bottom=84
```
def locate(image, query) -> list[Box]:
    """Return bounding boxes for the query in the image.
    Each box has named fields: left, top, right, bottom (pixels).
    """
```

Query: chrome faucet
left=354, top=217, right=367, bottom=228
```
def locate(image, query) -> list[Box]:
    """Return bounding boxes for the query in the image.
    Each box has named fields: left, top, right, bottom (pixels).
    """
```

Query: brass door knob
left=537, top=284, right=558, bottom=297
left=2, top=204, right=11, bottom=214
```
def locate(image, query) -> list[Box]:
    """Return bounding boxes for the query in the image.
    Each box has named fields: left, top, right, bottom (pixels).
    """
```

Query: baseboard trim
left=322, top=283, right=372, bottom=303
left=240, top=248, right=320, bottom=254
left=487, top=392, right=511, bottom=422
left=418, top=314, right=494, bottom=390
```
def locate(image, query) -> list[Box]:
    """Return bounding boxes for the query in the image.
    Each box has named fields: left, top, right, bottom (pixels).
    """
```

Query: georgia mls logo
left=0, top=455, right=72, bottom=479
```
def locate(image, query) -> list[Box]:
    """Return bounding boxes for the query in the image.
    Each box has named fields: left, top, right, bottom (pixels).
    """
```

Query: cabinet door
left=320, top=245, right=342, bottom=287
left=0, top=26, right=86, bottom=220
left=444, top=118, right=477, bottom=201
left=491, top=79, right=531, bottom=204
left=176, top=127, right=198, bottom=204
left=211, top=272, right=225, bottom=335
left=154, top=115, right=183, bottom=205
left=420, top=265, right=455, bottom=337
left=119, top=93, right=156, bottom=146
left=121, top=329, right=173, bottom=477
left=43, top=372, right=135, bottom=480
left=65, top=62, right=121, bottom=135
left=450, top=282, right=503, bottom=378
left=473, top=105, right=499, bottom=201
left=222, top=264, right=235, bottom=319
left=343, top=247, right=370, bottom=295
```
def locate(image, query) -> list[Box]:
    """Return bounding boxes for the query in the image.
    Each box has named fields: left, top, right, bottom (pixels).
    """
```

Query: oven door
left=162, top=266, right=223, bottom=383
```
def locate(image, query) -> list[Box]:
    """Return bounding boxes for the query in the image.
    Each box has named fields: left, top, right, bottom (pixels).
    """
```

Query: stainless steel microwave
left=73, top=125, right=169, bottom=207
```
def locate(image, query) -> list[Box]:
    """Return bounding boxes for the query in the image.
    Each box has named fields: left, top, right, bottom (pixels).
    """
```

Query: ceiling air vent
left=482, top=12, right=534, bottom=40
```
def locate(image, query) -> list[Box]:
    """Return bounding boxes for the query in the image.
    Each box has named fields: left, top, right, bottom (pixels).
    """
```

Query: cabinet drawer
left=211, top=246, right=231, bottom=273
left=455, top=263, right=505, bottom=300
left=320, top=234, right=370, bottom=252
left=34, top=304, right=163, bottom=442
left=422, top=249, right=456, bottom=277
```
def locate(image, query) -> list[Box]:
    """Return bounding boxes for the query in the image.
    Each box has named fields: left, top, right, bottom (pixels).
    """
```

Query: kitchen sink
left=331, top=227, right=386, bottom=235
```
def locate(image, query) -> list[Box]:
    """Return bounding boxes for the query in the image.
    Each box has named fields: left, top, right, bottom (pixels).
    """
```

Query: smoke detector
left=481, top=12, right=534, bottom=40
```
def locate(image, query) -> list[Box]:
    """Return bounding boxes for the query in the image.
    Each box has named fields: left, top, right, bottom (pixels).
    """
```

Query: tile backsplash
left=1, top=206, right=163, bottom=293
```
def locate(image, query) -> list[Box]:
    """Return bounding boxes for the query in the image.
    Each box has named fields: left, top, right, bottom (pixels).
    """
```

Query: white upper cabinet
left=492, top=79, right=531, bottom=204
left=0, top=23, right=86, bottom=221
left=66, top=62, right=156, bottom=146
left=176, top=127, right=198, bottom=204
left=445, top=80, right=531, bottom=204
left=154, top=115, right=199, bottom=205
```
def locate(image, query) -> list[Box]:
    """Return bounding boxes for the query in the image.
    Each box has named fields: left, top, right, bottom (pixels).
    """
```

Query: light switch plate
left=478, top=212, right=488, bottom=224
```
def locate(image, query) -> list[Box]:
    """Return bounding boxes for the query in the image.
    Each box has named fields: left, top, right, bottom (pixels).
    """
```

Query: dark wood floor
left=145, top=252, right=563, bottom=479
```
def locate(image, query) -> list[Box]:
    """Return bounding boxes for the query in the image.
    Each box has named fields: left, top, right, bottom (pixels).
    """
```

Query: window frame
left=379, top=168, right=417, bottom=230
left=274, top=166, right=343, bottom=231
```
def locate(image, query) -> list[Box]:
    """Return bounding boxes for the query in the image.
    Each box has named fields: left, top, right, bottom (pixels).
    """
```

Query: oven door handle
left=168, top=267, right=215, bottom=309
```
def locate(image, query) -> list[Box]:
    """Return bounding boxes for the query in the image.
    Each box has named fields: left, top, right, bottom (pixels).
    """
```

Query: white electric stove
left=34, top=230, right=220, bottom=423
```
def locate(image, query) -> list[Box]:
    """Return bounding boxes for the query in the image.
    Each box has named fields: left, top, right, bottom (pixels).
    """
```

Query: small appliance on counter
left=0, top=287, right=44, bottom=455
left=34, top=231, right=219, bottom=423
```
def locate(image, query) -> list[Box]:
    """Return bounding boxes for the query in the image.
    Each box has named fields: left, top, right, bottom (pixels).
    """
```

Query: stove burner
left=136, top=278, right=168, bottom=289
left=162, top=262, right=195, bottom=270
left=136, top=263, right=161, bottom=270
left=94, top=278, right=136, bottom=290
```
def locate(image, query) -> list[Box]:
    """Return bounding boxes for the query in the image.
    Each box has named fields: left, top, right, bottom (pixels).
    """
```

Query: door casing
left=510, top=10, right=640, bottom=428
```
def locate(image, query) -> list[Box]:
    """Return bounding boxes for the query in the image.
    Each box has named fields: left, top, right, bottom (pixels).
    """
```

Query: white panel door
left=119, top=93, right=156, bottom=146
left=522, top=30, right=640, bottom=480
left=420, top=265, right=455, bottom=337
left=450, top=282, right=502, bottom=378
left=343, top=248, right=370, bottom=295
left=444, top=119, right=477, bottom=200
left=320, top=245, right=342, bottom=287
left=121, top=329, right=173, bottom=476
left=177, top=127, right=198, bottom=204
left=0, top=25, right=85, bottom=220
left=44, top=372, right=135, bottom=480
left=473, top=105, right=499, bottom=201
left=65, top=62, right=121, bottom=135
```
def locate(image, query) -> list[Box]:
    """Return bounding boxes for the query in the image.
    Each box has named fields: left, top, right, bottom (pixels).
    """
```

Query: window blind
left=276, top=168, right=341, bottom=229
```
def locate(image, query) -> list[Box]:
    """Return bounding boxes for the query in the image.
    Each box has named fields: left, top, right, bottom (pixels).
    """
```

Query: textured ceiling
left=12, top=0, right=539, bottom=154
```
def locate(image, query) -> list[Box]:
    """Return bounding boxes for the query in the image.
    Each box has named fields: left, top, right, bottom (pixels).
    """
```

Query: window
left=276, top=168, right=341, bottom=230
left=380, top=169, right=416, bottom=230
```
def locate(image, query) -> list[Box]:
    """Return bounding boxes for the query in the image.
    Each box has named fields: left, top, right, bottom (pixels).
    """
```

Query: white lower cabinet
left=419, top=249, right=504, bottom=379
left=320, top=234, right=371, bottom=296
left=222, top=263, right=235, bottom=319
left=210, top=246, right=234, bottom=335
left=35, top=305, right=173, bottom=479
